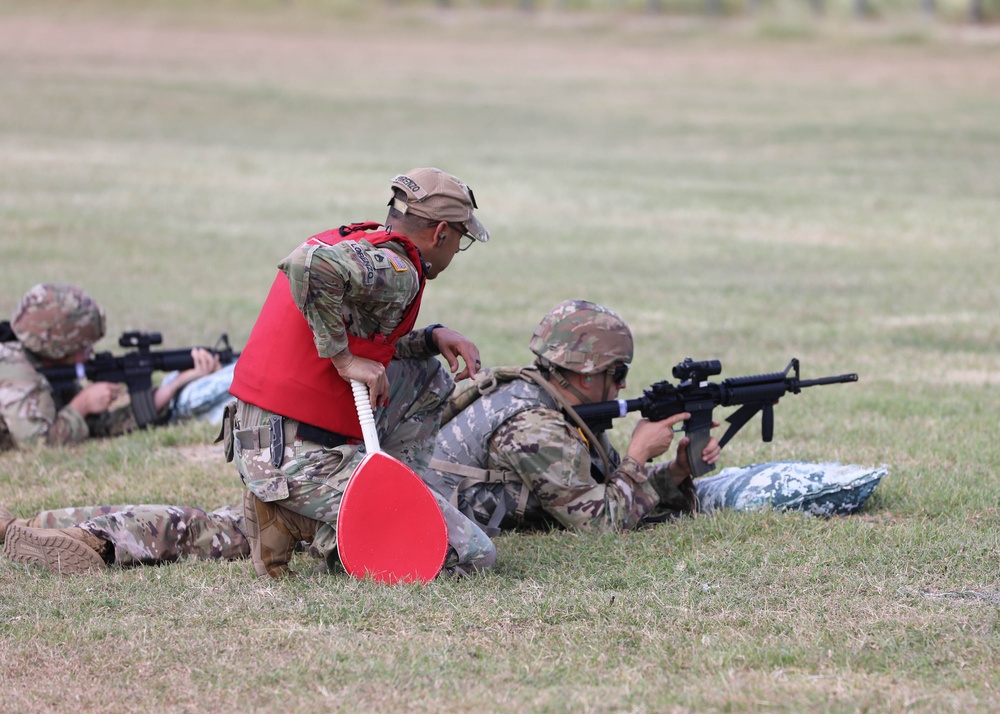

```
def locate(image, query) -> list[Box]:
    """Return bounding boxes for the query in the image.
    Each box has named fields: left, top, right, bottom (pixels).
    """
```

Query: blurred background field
left=0, top=1, right=997, bottom=712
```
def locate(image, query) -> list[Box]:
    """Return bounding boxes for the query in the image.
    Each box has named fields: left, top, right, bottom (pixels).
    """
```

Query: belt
left=296, top=421, right=355, bottom=449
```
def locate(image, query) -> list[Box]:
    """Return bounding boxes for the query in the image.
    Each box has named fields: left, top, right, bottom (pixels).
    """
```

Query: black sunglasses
left=612, top=363, right=629, bottom=386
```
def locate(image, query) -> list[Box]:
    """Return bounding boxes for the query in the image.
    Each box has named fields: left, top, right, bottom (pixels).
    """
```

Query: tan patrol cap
left=390, top=167, right=489, bottom=243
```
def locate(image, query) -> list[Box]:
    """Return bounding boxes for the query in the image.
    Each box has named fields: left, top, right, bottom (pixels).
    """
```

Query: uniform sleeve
left=490, top=407, right=662, bottom=533
left=278, top=239, right=420, bottom=359
left=645, top=461, right=699, bottom=514
left=0, top=364, right=89, bottom=448
left=393, top=329, right=434, bottom=361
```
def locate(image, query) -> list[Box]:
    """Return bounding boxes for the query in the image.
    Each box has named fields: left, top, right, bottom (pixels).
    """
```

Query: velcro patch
left=393, top=174, right=426, bottom=199
left=381, top=250, right=409, bottom=272
left=349, top=243, right=375, bottom=285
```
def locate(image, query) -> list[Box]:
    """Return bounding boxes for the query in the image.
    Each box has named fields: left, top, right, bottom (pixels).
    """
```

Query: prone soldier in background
left=0, top=282, right=222, bottom=450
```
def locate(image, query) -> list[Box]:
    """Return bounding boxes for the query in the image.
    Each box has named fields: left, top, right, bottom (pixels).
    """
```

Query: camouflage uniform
left=0, top=342, right=90, bottom=448
left=232, top=173, right=495, bottom=578
left=426, top=300, right=696, bottom=536
left=7, top=504, right=248, bottom=565
left=234, top=355, right=494, bottom=573
left=0, top=283, right=136, bottom=450
left=427, top=368, right=694, bottom=535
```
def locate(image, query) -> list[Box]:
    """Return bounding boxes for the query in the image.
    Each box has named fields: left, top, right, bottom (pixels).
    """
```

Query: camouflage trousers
left=232, top=357, right=495, bottom=574
left=28, top=504, right=247, bottom=566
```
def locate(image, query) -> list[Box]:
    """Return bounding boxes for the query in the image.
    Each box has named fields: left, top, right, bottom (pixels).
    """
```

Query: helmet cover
left=11, top=282, right=106, bottom=360
left=529, top=299, right=633, bottom=374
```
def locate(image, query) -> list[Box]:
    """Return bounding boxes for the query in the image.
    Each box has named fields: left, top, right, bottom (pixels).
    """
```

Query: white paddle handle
left=350, top=379, right=381, bottom=454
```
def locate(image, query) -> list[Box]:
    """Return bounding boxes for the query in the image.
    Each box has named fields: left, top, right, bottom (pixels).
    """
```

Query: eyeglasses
left=611, top=363, right=629, bottom=387
left=429, top=221, right=477, bottom=251
left=450, top=223, right=476, bottom=252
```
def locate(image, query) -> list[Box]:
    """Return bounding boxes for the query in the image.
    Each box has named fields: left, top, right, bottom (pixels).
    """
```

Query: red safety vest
left=229, top=222, right=425, bottom=437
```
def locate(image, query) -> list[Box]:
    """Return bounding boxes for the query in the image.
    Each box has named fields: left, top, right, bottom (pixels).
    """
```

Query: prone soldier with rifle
left=424, top=299, right=857, bottom=537
left=0, top=282, right=235, bottom=451
left=36, top=328, right=239, bottom=428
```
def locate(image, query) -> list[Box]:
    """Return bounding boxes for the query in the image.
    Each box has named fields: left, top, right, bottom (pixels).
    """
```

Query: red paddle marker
left=336, top=379, right=448, bottom=584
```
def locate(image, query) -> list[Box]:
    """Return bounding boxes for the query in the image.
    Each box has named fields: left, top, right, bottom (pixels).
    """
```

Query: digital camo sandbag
left=694, top=461, right=886, bottom=517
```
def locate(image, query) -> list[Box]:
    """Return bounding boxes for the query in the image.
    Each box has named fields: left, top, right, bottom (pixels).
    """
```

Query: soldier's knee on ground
left=441, top=531, right=496, bottom=577
left=439, top=495, right=496, bottom=574
left=474, top=541, right=497, bottom=570
left=442, top=543, right=496, bottom=579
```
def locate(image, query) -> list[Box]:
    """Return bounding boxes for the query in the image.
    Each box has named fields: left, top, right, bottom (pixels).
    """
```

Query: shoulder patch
left=381, top=250, right=410, bottom=273
left=368, top=248, right=390, bottom=270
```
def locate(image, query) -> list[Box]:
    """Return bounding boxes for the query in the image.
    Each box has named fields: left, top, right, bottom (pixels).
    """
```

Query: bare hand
left=152, top=348, right=224, bottom=411
left=333, top=352, right=389, bottom=408
left=188, top=348, right=222, bottom=379
left=430, top=326, right=482, bottom=381
left=69, top=381, right=122, bottom=417
left=626, top=412, right=689, bottom=465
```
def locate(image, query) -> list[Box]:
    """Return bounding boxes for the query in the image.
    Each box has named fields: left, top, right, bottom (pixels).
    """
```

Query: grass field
left=0, top=2, right=997, bottom=712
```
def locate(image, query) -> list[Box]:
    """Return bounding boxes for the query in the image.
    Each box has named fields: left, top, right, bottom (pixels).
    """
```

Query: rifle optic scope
left=119, top=330, right=163, bottom=349
left=672, top=358, right=722, bottom=382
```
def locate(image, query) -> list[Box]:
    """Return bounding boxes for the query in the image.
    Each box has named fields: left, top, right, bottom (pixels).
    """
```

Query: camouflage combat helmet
left=529, top=299, right=633, bottom=374
left=10, top=283, right=106, bottom=360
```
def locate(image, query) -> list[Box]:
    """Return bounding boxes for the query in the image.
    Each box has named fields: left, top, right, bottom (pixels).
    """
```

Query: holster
left=215, top=399, right=238, bottom=462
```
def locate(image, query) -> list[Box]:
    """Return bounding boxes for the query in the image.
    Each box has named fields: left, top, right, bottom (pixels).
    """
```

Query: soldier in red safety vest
left=226, top=168, right=496, bottom=579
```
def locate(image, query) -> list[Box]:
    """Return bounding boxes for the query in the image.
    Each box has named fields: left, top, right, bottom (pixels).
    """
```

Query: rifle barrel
left=799, top=373, right=858, bottom=388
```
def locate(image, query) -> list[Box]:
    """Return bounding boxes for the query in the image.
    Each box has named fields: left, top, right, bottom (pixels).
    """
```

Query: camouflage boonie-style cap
left=528, top=299, right=633, bottom=374
left=11, top=282, right=106, bottom=360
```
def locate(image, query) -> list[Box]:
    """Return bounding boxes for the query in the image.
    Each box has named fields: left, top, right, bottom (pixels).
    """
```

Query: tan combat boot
left=0, top=506, right=31, bottom=544
left=242, top=491, right=317, bottom=579
left=4, top=525, right=109, bottom=575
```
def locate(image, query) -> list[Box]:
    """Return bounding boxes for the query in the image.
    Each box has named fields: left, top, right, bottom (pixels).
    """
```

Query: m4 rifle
left=38, top=330, right=239, bottom=428
left=572, top=358, right=858, bottom=477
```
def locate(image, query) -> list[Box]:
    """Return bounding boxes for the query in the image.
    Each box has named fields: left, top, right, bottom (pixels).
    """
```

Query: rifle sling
left=519, top=368, right=614, bottom=482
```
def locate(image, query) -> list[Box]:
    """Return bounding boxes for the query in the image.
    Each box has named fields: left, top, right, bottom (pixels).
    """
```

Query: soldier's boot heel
left=0, top=507, right=33, bottom=544
left=4, top=525, right=109, bottom=575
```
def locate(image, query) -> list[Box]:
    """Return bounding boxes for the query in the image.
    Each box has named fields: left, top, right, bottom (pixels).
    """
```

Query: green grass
left=1, top=2, right=998, bottom=712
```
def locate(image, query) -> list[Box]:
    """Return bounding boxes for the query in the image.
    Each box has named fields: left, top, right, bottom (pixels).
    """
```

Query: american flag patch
left=382, top=250, right=409, bottom=272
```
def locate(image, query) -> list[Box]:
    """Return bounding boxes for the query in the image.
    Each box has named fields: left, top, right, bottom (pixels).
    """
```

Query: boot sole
left=3, top=525, right=107, bottom=575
